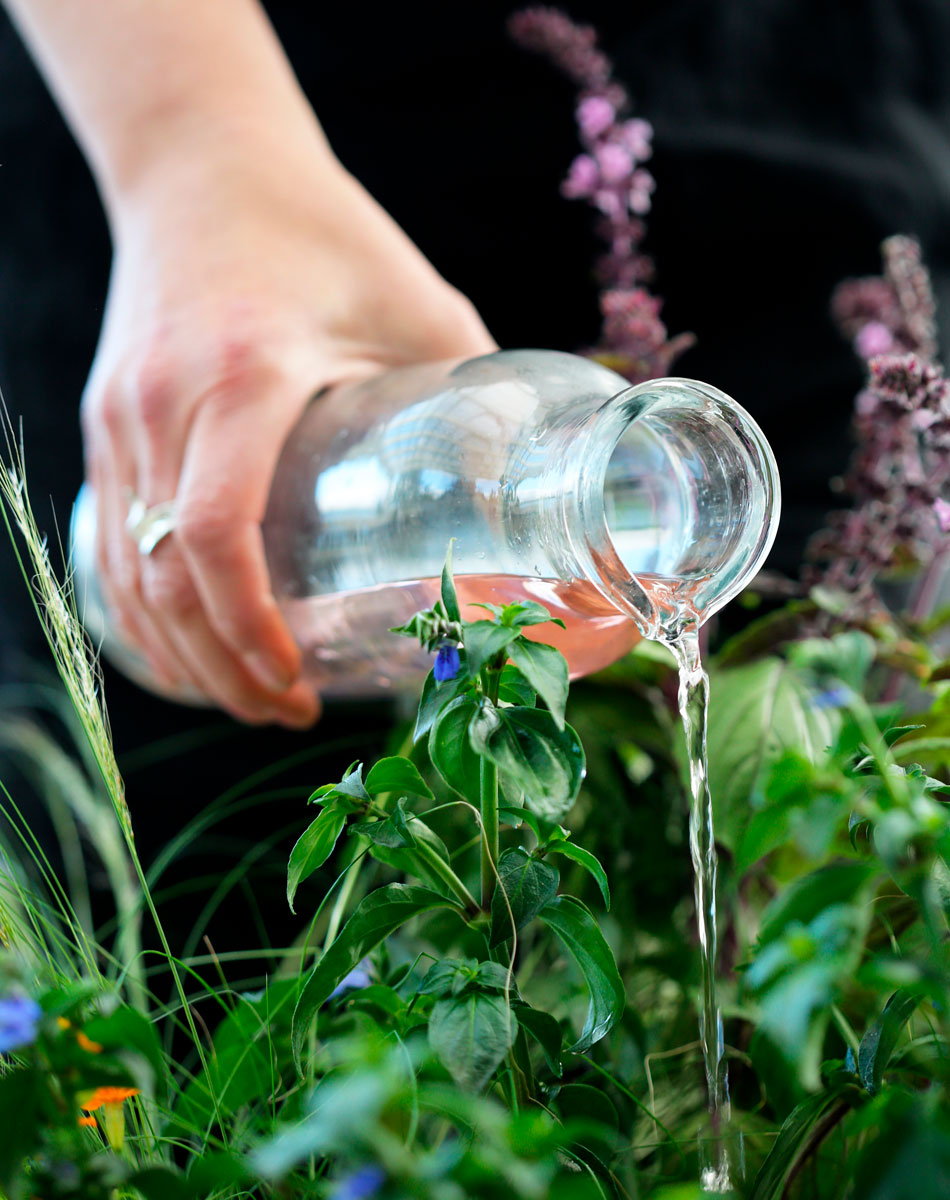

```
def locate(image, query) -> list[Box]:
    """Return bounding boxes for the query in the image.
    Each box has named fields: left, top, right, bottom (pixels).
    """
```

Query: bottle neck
left=554, top=377, right=780, bottom=641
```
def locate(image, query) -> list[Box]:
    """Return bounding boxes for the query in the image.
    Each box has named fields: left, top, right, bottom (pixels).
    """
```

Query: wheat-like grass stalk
left=0, top=458, right=129, bottom=839
left=0, top=432, right=228, bottom=1139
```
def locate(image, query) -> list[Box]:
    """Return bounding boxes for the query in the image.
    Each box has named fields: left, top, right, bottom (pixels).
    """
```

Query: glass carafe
left=71, top=350, right=780, bottom=698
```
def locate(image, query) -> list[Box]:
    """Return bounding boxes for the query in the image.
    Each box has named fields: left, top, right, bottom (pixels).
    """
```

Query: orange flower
left=78, top=1115, right=97, bottom=1128
left=56, top=1016, right=71, bottom=1030
left=79, top=1087, right=140, bottom=1150
left=76, top=1031, right=103, bottom=1054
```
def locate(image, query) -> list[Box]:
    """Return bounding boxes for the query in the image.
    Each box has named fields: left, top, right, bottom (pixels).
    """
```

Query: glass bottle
left=71, top=350, right=780, bottom=699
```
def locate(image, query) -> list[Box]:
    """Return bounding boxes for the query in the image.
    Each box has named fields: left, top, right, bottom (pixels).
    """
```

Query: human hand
left=81, top=140, right=496, bottom=727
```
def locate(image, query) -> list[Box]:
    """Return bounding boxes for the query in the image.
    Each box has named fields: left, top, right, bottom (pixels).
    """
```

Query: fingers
left=131, top=360, right=320, bottom=727
left=83, top=388, right=194, bottom=692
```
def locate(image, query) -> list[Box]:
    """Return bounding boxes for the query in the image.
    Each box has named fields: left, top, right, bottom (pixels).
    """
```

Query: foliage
left=6, top=525, right=950, bottom=1199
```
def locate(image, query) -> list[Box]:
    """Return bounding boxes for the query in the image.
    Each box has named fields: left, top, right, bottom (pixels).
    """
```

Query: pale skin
left=4, top=0, right=496, bottom=727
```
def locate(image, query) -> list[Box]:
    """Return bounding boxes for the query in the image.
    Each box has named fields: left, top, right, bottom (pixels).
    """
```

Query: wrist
left=100, top=99, right=339, bottom=225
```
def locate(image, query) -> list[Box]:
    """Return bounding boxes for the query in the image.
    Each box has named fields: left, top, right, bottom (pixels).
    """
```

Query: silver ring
left=126, top=495, right=176, bottom=556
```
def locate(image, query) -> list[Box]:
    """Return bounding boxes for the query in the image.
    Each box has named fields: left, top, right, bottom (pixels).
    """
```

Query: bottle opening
left=579, top=378, right=781, bottom=637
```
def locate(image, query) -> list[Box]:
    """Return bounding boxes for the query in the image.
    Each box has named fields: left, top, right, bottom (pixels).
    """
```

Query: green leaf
left=474, top=961, right=514, bottom=992
left=292, top=884, right=463, bottom=1072
left=884, top=724, right=926, bottom=747
left=287, top=805, right=348, bottom=913
left=852, top=1095, right=950, bottom=1199
left=490, top=847, right=560, bottom=948
left=543, top=840, right=610, bottom=909
left=757, top=862, right=876, bottom=945
left=858, top=990, right=921, bottom=1095
left=508, top=638, right=569, bottom=730
left=514, top=1003, right=563, bottom=1075
left=704, top=658, right=839, bottom=852
left=309, top=761, right=370, bottom=806
left=186, top=1153, right=250, bottom=1195
left=463, top=620, right=521, bottom=675
left=420, top=958, right=476, bottom=998
left=414, top=667, right=468, bottom=742
left=470, top=703, right=586, bottom=823
left=364, top=756, right=434, bottom=800
left=788, top=630, right=877, bottom=690
left=353, top=797, right=417, bottom=849
left=0, top=1068, right=42, bottom=1196
left=538, top=895, right=625, bottom=1051
left=126, top=1168, right=196, bottom=1200
left=429, top=695, right=482, bottom=804
left=441, top=541, right=461, bottom=622
left=172, top=991, right=275, bottom=1133
left=749, top=1085, right=855, bottom=1200
left=504, top=600, right=565, bottom=628
left=497, top=663, right=537, bottom=707
left=367, top=816, right=453, bottom=892
left=428, top=990, right=518, bottom=1090
left=498, top=803, right=543, bottom=840
left=83, top=1006, right=166, bottom=1095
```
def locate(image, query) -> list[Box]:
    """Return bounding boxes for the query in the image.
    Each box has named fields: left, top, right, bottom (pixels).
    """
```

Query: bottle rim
left=570, top=376, right=782, bottom=637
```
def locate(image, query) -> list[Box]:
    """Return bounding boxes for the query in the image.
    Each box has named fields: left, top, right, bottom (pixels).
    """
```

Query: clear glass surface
left=72, top=349, right=780, bottom=699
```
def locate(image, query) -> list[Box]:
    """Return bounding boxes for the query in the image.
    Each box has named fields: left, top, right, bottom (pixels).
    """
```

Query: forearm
left=3, top=0, right=334, bottom=213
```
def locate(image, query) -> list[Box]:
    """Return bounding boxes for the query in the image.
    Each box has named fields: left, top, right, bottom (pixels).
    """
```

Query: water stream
left=665, top=623, right=732, bottom=1193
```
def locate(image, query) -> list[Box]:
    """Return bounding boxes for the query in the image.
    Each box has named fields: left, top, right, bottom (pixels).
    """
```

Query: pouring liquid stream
left=664, top=621, right=732, bottom=1193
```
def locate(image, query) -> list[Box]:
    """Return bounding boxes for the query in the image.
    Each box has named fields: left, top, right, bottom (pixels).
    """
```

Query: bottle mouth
left=572, top=377, right=781, bottom=639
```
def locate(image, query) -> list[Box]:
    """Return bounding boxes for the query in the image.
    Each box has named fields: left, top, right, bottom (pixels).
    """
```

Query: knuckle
left=132, top=353, right=177, bottom=431
left=176, top=506, right=240, bottom=558
left=92, top=386, right=125, bottom=438
left=140, top=557, right=199, bottom=618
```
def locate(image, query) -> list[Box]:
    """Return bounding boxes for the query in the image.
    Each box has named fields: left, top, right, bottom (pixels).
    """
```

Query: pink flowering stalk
left=806, top=353, right=950, bottom=602
left=509, top=7, right=694, bottom=384
left=831, top=235, right=938, bottom=364
left=807, top=237, right=950, bottom=605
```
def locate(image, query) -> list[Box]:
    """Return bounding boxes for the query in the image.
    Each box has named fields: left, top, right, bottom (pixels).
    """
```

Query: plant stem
left=479, top=665, right=502, bottom=910
left=411, top=838, right=480, bottom=916
left=479, top=758, right=499, bottom=910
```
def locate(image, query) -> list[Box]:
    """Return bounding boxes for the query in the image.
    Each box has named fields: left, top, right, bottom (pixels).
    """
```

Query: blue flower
left=0, top=995, right=42, bottom=1053
left=329, top=960, right=372, bottom=1000
left=813, top=685, right=851, bottom=710
left=331, top=1165, right=386, bottom=1200
left=433, top=641, right=460, bottom=683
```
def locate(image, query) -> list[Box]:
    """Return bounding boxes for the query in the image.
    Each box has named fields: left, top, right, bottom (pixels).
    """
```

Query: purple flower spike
left=562, top=153, right=599, bottom=199
left=577, top=95, right=615, bottom=138
left=434, top=641, right=461, bottom=683
left=510, top=6, right=692, bottom=384
left=0, top=995, right=42, bottom=1053
left=855, top=321, right=894, bottom=359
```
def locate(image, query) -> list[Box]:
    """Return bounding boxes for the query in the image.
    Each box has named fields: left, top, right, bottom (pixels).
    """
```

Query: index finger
left=173, top=380, right=312, bottom=695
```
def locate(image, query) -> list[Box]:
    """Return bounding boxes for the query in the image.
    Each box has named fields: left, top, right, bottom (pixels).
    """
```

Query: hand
left=81, top=139, right=496, bottom=727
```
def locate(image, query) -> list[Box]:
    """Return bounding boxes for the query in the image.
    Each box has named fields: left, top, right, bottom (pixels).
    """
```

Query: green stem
left=478, top=664, right=503, bottom=910
left=324, top=837, right=366, bottom=950
left=411, top=838, right=480, bottom=916
left=479, top=757, right=499, bottom=910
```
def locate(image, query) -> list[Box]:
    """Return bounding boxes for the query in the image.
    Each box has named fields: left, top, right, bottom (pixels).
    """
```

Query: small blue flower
left=845, top=1046, right=857, bottom=1074
left=331, top=1165, right=386, bottom=1200
left=433, top=641, right=460, bottom=683
left=0, top=995, right=42, bottom=1053
left=813, top=685, right=851, bottom=710
left=329, top=960, right=372, bottom=1000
